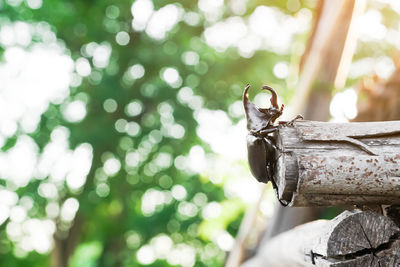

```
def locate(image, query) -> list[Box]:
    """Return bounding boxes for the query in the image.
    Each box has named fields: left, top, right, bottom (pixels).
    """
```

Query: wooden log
left=272, top=120, right=400, bottom=206
left=241, top=210, right=400, bottom=267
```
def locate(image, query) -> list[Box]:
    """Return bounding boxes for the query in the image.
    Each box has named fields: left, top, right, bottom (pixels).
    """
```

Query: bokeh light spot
left=75, top=58, right=91, bottom=77
left=182, top=51, right=199, bottom=66
left=273, top=62, right=289, bottom=79
left=131, top=0, right=154, bottom=31
left=171, top=185, right=186, bottom=200
left=103, top=158, right=121, bottom=176
left=116, top=31, right=130, bottom=46
left=161, top=67, right=182, bottom=88
left=129, top=64, right=145, bottom=79
left=137, top=245, right=156, bottom=265
left=62, top=100, right=87, bottom=123
left=26, top=0, right=42, bottom=9
left=103, top=98, right=118, bottom=113
left=106, top=5, right=120, bottom=19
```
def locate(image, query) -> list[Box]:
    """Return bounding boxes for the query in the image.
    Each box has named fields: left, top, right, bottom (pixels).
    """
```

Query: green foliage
left=1, top=0, right=370, bottom=266
left=69, top=241, right=103, bottom=267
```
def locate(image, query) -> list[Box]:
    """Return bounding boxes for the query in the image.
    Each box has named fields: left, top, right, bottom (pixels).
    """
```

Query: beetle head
left=243, top=84, right=283, bottom=132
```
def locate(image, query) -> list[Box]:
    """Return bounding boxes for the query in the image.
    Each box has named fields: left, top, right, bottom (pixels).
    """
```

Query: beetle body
left=243, top=84, right=283, bottom=183
left=246, top=134, right=277, bottom=182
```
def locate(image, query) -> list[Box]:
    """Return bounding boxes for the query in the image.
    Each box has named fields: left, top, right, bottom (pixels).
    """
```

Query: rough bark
left=272, top=120, right=400, bottom=206
left=241, top=210, right=400, bottom=267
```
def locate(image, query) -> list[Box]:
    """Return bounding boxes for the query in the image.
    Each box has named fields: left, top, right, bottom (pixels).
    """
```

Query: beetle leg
left=264, top=137, right=282, bottom=153
left=281, top=114, right=303, bottom=127
left=253, top=126, right=278, bottom=137
left=274, top=152, right=283, bottom=162
left=288, top=114, right=303, bottom=126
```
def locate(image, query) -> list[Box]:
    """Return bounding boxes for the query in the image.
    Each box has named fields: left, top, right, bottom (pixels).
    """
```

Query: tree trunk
left=51, top=215, right=83, bottom=267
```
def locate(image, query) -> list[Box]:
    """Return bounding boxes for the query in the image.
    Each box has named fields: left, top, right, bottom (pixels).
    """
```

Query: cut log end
left=242, top=210, right=400, bottom=267
left=311, top=211, right=400, bottom=266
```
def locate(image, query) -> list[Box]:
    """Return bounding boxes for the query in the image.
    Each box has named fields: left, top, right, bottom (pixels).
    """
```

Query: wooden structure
left=272, top=120, right=400, bottom=206
left=241, top=120, right=400, bottom=266
left=242, top=209, right=400, bottom=267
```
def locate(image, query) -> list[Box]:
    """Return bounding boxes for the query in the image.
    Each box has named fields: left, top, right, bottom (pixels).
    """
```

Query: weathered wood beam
left=272, top=120, right=400, bottom=206
left=241, top=210, right=400, bottom=267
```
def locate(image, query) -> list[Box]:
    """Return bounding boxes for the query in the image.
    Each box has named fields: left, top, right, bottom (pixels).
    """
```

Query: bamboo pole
left=274, top=120, right=400, bottom=206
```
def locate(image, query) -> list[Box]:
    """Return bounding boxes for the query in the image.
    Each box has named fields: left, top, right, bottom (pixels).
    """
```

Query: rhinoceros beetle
left=243, top=84, right=302, bottom=205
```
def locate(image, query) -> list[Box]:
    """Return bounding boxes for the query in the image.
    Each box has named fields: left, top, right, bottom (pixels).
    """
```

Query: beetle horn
left=243, top=84, right=251, bottom=106
left=262, top=85, right=279, bottom=109
left=243, top=84, right=263, bottom=131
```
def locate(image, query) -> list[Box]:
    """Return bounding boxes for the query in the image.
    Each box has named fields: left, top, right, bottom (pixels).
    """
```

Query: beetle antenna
left=262, top=85, right=279, bottom=109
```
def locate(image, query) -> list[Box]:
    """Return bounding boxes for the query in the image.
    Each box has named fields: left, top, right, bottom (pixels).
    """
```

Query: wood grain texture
left=273, top=120, right=400, bottom=206
left=241, top=210, right=400, bottom=267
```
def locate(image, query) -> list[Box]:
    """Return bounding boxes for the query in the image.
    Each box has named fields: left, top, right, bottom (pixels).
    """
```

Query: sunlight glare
left=204, top=17, right=247, bottom=52
left=137, top=245, right=156, bottom=265
left=145, top=4, right=182, bottom=40
left=215, top=230, right=234, bottom=251
left=188, top=146, right=206, bottom=173
left=0, top=136, right=38, bottom=187
left=198, top=0, right=224, bottom=22
left=195, top=109, right=247, bottom=159
left=329, top=88, right=358, bottom=122
left=0, top=24, right=73, bottom=137
left=21, top=219, right=55, bottom=253
left=151, top=235, right=173, bottom=259
left=357, top=10, right=387, bottom=41
left=62, top=100, right=87, bottom=123
left=131, top=0, right=154, bottom=31
left=161, top=67, right=182, bottom=88
left=202, top=202, right=221, bottom=220
left=103, top=158, right=121, bottom=176
left=92, top=42, right=112, bottom=68
left=66, top=143, right=93, bottom=190
left=273, top=62, right=289, bottom=79
left=167, top=244, right=195, bottom=267
left=60, top=198, right=79, bottom=222
left=0, top=203, right=10, bottom=225
left=75, top=57, right=91, bottom=77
